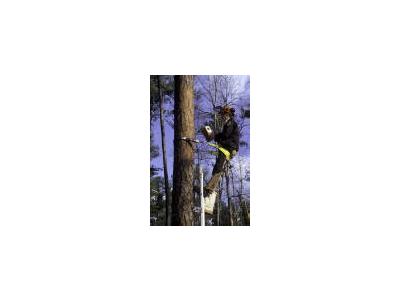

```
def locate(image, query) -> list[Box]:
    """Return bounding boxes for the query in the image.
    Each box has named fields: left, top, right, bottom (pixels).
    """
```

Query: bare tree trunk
left=216, top=181, right=221, bottom=226
left=225, top=172, right=233, bottom=226
left=238, top=156, right=250, bottom=225
left=157, top=76, right=171, bottom=226
left=230, top=168, right=239, bottom=225
left=172, top=75, right=195, bottom=226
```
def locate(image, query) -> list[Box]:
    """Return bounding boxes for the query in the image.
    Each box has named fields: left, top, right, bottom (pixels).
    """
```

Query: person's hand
left=231, top=150, right=237, bottom=157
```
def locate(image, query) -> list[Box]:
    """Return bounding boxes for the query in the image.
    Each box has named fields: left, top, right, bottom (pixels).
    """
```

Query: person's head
left=218, top=106, right=235, bottom=123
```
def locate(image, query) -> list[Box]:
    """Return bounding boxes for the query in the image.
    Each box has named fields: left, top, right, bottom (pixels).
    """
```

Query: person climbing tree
left=203, top=105, right=239, bottom=214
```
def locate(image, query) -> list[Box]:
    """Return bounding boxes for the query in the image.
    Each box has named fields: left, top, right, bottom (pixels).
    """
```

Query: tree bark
left=172, top=76, right=195, bottom=226
left=157, top=76, right=171, bottom=226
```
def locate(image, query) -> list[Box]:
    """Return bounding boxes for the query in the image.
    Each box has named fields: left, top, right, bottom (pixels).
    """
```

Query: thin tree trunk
left=216, top=181, right=221, bottom=226
left=230, top=168, right=238, bottom=225
left=157, top=76, right=170, bottom=226
left=225, top=172, right=233, bottom=226
left=238, top=156, right=250, bottom=225
left=172, top=75, right=195, bottom=226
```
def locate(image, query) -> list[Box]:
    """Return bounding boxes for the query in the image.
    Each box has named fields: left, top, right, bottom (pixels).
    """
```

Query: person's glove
left=231, top=150, right=237, bottom=158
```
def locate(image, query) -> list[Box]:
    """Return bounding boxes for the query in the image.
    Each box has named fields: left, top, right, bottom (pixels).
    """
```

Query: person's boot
left=204, top=191, right=217, bottom=214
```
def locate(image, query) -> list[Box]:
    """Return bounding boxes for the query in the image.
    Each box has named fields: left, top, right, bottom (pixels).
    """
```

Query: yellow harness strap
left=208, top=143, right=231, bottom=160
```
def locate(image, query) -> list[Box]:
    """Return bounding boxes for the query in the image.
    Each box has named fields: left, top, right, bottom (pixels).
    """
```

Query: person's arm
left=214, top=132, right=222, bottom=143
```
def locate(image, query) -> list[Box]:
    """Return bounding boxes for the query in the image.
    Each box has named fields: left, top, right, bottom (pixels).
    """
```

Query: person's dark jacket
left=214, top=118, right=240, bottom=152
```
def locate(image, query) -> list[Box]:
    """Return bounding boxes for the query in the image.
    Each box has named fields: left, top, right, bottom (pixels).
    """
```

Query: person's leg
left=205, top=152, right=226, bottom=193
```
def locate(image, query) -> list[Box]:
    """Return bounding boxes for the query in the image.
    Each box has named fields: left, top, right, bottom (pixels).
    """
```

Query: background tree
left=150, top=176, right=166, bottom=225
left=238, top=156, right=250, bottom=225
left=150, top=76, right=174, bottom=225
left=225, top=170, right=234, bottom=226
left=157, top=76, right=171, bottom=225
left=150, top=131, right=160, bottom=176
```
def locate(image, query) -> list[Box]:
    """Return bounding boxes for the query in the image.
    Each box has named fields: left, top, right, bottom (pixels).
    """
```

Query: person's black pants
left=205, top=152, right=227, bottom=193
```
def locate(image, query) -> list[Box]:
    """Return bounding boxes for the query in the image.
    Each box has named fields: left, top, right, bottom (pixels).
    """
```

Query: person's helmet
left=218, top=105, right=235, bottom=116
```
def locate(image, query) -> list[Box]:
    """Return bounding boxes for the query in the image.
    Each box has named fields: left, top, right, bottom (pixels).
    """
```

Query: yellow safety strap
left=208, top=143, right=231, bottom=160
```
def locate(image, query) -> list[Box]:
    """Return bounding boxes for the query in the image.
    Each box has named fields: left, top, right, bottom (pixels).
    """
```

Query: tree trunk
left=172, top=76, right=195, bottom=226
left=216, top=181, right=221, bottom=226
left=230, top=169, right=238, bottom=225
left=157, top=76, right=171, bottom=226
left=225, top=172, right=234, bottom=226
left=238, top=156, right=250, bottom=225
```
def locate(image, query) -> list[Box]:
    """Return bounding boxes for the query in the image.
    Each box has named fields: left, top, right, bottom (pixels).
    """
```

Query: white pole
left=200, top=166, right=205, bottom=226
